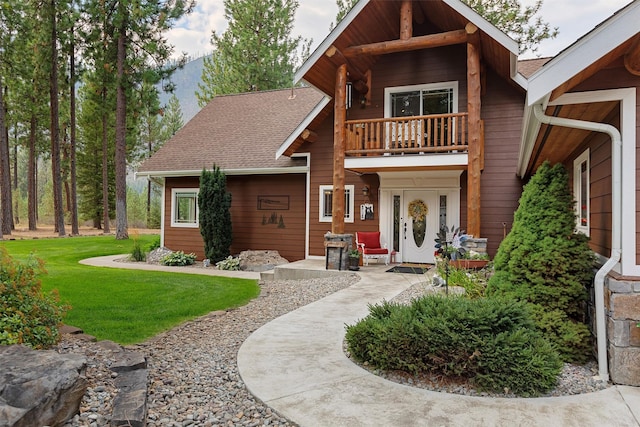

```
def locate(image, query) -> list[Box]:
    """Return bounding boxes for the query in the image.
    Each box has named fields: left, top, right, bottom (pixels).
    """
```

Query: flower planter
left=449, top=259, right=489, bottom=270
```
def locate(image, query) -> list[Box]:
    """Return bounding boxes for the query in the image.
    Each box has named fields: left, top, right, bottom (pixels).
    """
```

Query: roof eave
left=136, top=166, right=309, bottom=180
left=276, top=96, right=331, bottom=159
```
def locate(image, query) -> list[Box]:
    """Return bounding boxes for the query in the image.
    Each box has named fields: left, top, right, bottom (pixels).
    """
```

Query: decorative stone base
left=324, top=233, right=353, bottom=271
left=461, top=237, right=488, bottom=257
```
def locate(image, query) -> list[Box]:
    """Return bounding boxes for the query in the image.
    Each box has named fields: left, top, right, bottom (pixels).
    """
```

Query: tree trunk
left=101, top=88, right=110, bottom=234
left=114, top=24, right=128, bottom=240
left=69, top=32, right=79, bottom=235
left=49, top=0, right=65, bottom=236
left=0, top=78, right=13, bottom=235
left=28, top=112, right=37, bottom=230
left=13, top=133, right=18, bottom=225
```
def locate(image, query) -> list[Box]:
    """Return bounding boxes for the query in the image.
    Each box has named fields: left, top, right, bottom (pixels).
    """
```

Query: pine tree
left=487, top=161, right=595, bottom=362
left=198, top=166, right=232, bottom=263
left=161, top=94, right=184, bottom=139
left=196, top=0, right=310, bottom=105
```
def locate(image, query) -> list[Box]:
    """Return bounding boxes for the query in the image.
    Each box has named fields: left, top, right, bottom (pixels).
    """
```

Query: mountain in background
left=158, top=55, right=207, bottom=123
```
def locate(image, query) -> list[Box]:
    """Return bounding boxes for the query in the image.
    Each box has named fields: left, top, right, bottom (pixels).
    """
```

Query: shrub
left=216, top=256, right=240, bottom=270
left=147, top=235, right=161, bottom=252
left=435, top=261, right=487, bottom=299
left=0, top=248, right=69, bottom=349
left=345, top=295, right=561, bottom=396
left=130, top=236, right=146, bottom=262
left=487, top=161, right=595, bottom=362
left=160, top=251, right=196, bottom=266
left=199, top=165, right=232, bottom=263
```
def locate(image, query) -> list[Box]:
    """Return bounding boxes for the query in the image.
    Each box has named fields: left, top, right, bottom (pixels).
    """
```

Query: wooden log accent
left=624, top=36, right=640, bottom=76
left=343, top=29, right=468, bottom=57
left=400, top=0, right=412, bottom=41
left=333, top=64, right=347, bottom=234
left=301, top=128, right=318, bottom=143
left=325, top=45, right=369, bottom=93
left=466, top=23, right=482, bottom=238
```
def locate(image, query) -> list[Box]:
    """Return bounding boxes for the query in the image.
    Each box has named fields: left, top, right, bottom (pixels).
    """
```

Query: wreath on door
left=408, top=199, right=428, bottom=222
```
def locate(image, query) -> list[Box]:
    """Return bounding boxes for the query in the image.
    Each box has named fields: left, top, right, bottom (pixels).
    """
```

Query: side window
left=573, top=149, right=589, bottom=235
left=171, top=189, right=199, bottom=228
left=319, top=185, right=354, bottom=223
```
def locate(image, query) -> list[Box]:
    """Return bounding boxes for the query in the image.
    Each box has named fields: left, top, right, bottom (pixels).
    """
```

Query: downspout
left=533, top=104, right=621, bottom=382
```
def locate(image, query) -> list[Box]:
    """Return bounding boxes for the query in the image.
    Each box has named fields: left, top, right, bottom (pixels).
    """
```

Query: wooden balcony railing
left=345, top=113, right=468, bottom=156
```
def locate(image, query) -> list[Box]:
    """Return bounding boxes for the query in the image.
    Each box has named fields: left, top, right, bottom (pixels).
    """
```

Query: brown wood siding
left=479, top=70, right=526, bottom=255
left=570, top=64, right=640, bottom=262
left=164, top=174, right=306, bottom=261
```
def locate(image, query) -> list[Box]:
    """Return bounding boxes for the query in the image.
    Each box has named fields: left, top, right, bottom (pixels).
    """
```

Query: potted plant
left=348, top=248, right=361, bottom=271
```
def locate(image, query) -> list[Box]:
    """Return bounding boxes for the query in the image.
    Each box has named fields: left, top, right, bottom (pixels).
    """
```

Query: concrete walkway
left=238, top=263, right=640, bottom=427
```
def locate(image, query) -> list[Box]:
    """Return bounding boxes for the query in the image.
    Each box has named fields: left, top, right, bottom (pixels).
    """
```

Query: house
left=138, top=0, right=640, bottom=385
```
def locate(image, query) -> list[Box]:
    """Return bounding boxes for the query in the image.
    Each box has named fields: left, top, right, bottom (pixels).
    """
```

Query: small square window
left=319, top=185, right=354, bottom=223
left=171, top=189, right=199, bottom=228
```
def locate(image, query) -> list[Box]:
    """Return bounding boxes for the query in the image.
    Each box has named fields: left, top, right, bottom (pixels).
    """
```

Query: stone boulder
left=0, top=344, right=87, bottom=427
left=238, top=250, right=289, bottom=272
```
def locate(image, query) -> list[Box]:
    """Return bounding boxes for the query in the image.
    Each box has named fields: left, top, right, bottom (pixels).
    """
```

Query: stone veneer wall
left=605, top=276, right=640, bottom=386
left=461, top=237, right=488, bottom=256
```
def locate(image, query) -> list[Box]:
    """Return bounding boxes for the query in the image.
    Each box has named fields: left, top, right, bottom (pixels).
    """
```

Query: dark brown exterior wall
left=164, top=174, right=306, bottom=261
left=565, top=63, right=640, bottom=260
left=302, top=46, right=524, bottom=257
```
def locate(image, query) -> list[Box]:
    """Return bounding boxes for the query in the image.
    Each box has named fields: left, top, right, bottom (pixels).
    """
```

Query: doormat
left=386, top=264, right=433, bottom=274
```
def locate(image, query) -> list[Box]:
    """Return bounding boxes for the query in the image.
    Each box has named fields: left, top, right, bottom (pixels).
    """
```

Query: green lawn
left=0, top=235, right=260, bottom=344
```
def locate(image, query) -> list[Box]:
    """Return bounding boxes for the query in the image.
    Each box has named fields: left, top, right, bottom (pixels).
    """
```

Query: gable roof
left=527, top=0, right=640, bottom=105
left=294, top=0, right=521, bottom=95
left=137, top=87, right=326, bottom=178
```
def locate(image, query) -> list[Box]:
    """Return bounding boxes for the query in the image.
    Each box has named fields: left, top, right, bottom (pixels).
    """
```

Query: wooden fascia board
left=293, top=0, right=370, bottom=86
left=527, top=1, right=640, bottom=106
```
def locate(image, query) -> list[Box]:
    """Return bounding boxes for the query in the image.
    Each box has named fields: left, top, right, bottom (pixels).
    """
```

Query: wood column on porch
left=466, top=23, right=482, bottom=237
left=332, top=63, right=348, bottom=234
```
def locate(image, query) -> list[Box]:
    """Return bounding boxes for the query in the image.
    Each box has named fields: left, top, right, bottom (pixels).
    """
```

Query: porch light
left=362, top=185, right=370, bottom=197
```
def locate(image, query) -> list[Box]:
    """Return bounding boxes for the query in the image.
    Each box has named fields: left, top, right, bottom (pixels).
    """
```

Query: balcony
left=345, top=113, right=468, bottom=157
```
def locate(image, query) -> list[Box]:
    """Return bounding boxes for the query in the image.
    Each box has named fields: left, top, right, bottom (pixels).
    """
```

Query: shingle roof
left=517, top=57, right=551, bottom=78
left=137, top=87, right=325, bottom=176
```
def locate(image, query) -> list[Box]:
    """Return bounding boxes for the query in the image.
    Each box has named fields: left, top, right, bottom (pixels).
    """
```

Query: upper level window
left=385, top=82, right=458, bottom=118
left=319, top=185, right=354, bottom=223
left=573, top=149, right=590, bottom=235
left=171, top=189, right=199, bottom=228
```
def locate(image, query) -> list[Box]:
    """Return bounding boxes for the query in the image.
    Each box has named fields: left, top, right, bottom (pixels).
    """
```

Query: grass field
left=0, top=235, right=260, bottom=344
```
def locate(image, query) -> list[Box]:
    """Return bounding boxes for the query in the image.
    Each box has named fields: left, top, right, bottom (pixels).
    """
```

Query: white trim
left=276, top=96, right=331, bottom=159
left=136, top=166, right=308, bottom=179
left=293, top=0, right=370, bottom=85
left=524, top=88, right=636, bottom=276
left=384, top=81, right=459, bottom=118
left=160, top=178, right=166, bottom=248
left=527, top=1, right=640, bottom=106
left=170, top=188, right=199, bottom=228
left=319, top=184, right=355, bottom=223
left=293, top=153, right=312, bottom=259
left=573, top=148, right=590, bottom=236
left=345, top=153, right=468, bottom=171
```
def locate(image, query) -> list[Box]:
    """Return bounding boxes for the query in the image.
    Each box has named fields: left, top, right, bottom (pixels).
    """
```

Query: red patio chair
left=355, top=231, right=390, bottom=266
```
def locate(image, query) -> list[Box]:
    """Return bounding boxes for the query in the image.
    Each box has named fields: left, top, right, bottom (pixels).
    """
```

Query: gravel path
left=57, top=272, right=610, bottom=426
left=58, top=274, right=359, bottom=427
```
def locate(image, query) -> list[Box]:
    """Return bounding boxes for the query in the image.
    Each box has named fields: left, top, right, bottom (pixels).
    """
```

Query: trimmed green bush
left=0, top=248, right=69, bottom=349
left=487, top=161, right=595, bottom=363
left=160, top=251, right=196, bottom=266
left=345, top=295, right=562, bottom=396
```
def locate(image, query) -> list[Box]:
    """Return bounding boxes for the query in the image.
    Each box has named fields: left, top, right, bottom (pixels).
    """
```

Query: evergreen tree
left=487, top=161, right=595, bottom=362
left=161, top=94, right=184, bottom=139
left=331, top=0, right=556, bottom=55
left=196, top=0, right=310, bottom=105
left=198, top=165, right=232, bottom=263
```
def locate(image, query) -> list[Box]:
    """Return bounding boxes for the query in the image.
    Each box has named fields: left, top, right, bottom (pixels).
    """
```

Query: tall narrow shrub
left=487, top=161, right=595, bottom=362
left=199, top=165, right=232, bottom=263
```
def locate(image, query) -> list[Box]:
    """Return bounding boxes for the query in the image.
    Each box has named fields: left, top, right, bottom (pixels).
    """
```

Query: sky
left=166, top=0, right=632, bottom=62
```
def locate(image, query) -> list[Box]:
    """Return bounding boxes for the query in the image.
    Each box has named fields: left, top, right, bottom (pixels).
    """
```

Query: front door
left=403, top=190, right=438, bottom=264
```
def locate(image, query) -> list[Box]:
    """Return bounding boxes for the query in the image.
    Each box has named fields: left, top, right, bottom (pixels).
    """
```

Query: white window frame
left=573, top=149, right=590, bottom=236
left=319, top=185, right=355, bottom=223
left=171, top=188, right=199, bottom=228
left=384, top=81, right=459, bottom=118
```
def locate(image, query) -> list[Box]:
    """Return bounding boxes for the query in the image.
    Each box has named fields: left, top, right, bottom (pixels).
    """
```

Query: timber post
left=466, top=23, right=482, bottom=237
left=332, top=63, right=348, bottom=234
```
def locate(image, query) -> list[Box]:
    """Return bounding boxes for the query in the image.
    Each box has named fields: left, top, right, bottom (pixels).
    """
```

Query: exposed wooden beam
left=624, top=36, right=640, bottom=76
left=466, top=26, right=482, bottom=238
left=301, top=129, right=318, bottom=143
left=400, top=1, right=412, bottom=41
left=325, top=45, right=369, bottom=93
left=332, top=64, right=347, bottom=234
left=343, top=29, right=468, bottom=57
